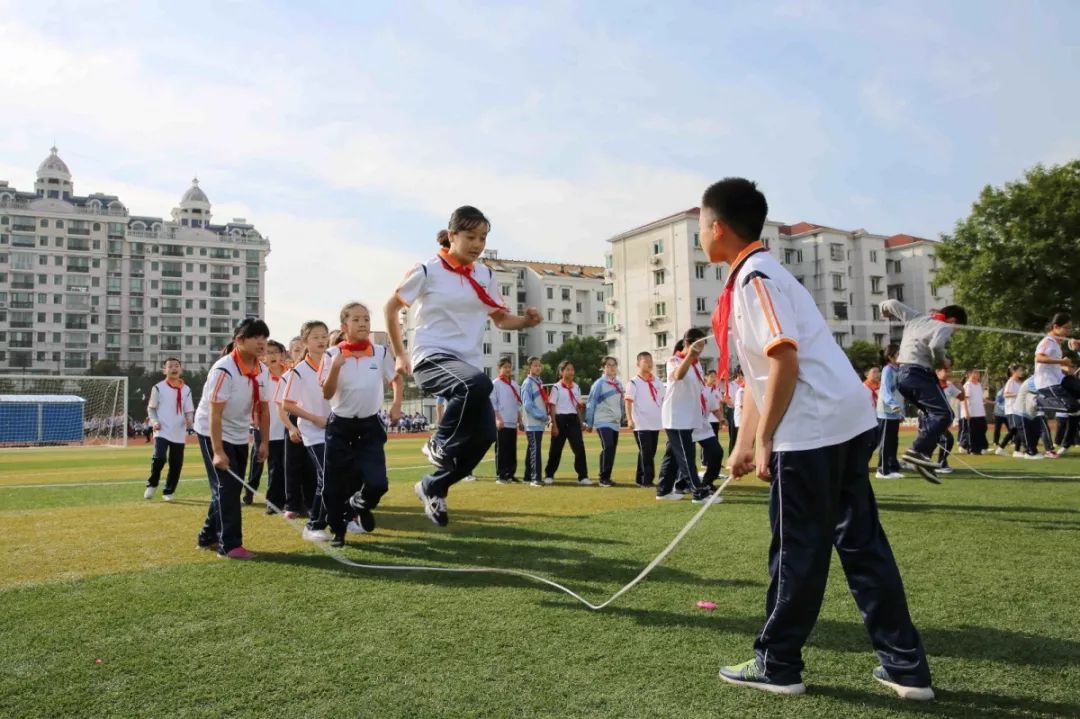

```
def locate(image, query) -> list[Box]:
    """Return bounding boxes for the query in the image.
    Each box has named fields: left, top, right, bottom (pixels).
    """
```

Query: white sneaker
left=302, top=527, right=330, bottom=542
left=936, top=467, right=954, bottom=474
left=346, top=520, right=366, bottom=534
left=143, top=486, right=156, bottom=500
left=577, top=478, right=593, bottom=486
left=899, top=462, right=914, bottom=471
left=1024, top=453, right=1045, bottom=460
left=1012, top=451, right=1026, bottom=458
left=543, top=477, right=554, bottom=485
left=1055, top=447, right=1069, bottom=458
left=874, top=471, right=892, bottom=480
left=463, top=475, right=477, bottom=482
left=887, top=472, right=905, bottom=480
left=162, top=493, right=175, bottom=502
left=956, top=447, right=967, bottom=455
left=656, top=492, right=685, bottom=501
left=993, top=447, right=1004, bottom=456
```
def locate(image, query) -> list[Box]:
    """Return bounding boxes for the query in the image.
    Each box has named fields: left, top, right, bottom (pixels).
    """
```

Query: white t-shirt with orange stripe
left=267, top=373, right=287, bottom=441
left=282, top=357, right=331, bottom=447
left=194, top=354, right=271, bottom=445
left=730, top=249, right=875, bottom=452
left=395, top=254, right=507, bottom=370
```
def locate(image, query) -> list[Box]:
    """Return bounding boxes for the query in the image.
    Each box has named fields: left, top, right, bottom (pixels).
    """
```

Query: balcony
left=67, top=227, right=91, bottom=236
left=65, top=323, right=89, bottom=331
left=161, top=270, right=183, bottom=278
left=10, top=319, right=33, bottom=329
left=210, top=307, right=230, bottom=317
left=162, top=325, right=182, bottom=334
left=162, top=288, right=182, bottom=296
left=10, top=280, right=33, bottom=290
left=67, top=264, right=90, bottom=273
left=67, top=239, right=91, bottom=251
left=11, top=300, right=33, bottom=309
left=210, top=290, right=230, bottom=298
left=210, top=272, right=231, bottom=281
left=162, top=343, right=183, bottom=352
left=65, top=340, right=90, bottom=350
left=11, top=223, right=36, bottom=232
left=161, top=307, right=182, bottom=315
left=161, top=248, right=185, bottom=257
left=11, top=234, right=35, bottom=247
left=210, top=323, right=232, bottom=334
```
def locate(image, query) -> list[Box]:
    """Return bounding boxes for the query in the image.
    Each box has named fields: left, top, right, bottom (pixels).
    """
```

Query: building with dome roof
left=0, top=149, right=271, bottom=373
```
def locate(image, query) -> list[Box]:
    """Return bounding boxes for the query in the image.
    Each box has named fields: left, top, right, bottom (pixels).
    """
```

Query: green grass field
left=1, top=435, right=1078, bottom=718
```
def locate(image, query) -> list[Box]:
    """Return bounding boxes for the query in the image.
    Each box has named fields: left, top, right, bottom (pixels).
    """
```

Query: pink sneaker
left=283, top=511, right=301, bottom=520
left=223, top=546, right=256, bottom=560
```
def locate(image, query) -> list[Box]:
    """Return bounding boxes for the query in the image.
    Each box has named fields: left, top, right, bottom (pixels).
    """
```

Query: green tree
left=937, top=160, right=1080, bottom=374
left=844, top=340, right=882, bottom=375
left=541, top=336, right=609, bottom=394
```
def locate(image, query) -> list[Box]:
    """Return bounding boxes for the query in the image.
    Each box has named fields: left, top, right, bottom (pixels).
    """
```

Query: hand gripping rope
left=223, top=466, right=732, bottom=611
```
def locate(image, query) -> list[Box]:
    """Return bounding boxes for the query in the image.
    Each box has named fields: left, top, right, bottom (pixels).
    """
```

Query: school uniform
left=283, top=357, right=332, bottom=529
left=1015, top=377, right=1044, bottom=455
left=193, top=351, right=269, bottom=554
left=723, top=242, right=929, bottom=688
left=721, top=380, right=738, bottom=455
left=876, top=363, right=904, bottom=475
left=880, top=299, right=957, bottom=459
left=396, top=249, right=504, bottom=498
left=246, top=373, right=287, bottom=504
left=962, top=381, right=988, bottom=454
left=145, top=379, right=194, bottom=496
left=998, top=378, right=1022, bottom=452
left=693, top=382, right=725, bottom=486
left=491, top=375, right=523, bottom=482
left=1033, top=335, right=1080, bottom=450
left=992, top=388, right=1008, bottom=446
left=626, top=374, right=664, bottom=486
left=586, top=376, right=625, bottom=485
left=657, top=353, right=710, bottom=500
left=319, top=343, right=396, bottom=539
left=731, top=384, right=745, bottom=450
left=544, top=381, right=589, bottom=481
left=520, top=375, right=550, bottom=484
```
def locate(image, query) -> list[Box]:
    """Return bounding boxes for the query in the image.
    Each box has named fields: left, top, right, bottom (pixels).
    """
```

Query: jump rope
left=214, top=320, right=1072, bottom=607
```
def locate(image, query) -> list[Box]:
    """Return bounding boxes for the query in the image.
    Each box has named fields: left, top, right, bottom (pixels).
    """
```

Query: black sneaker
left=718, top=659, right=805, bottom=695
left=196, top=540, right=218, bottom=551
left=911, top=462, right=942, bottom=485
left=265, top=507, right=278, bottom=516
left=903, top=449, right=939, bottom=469
left=599, top=479, right=615, bottom=487
left=329, top=534, right=345, bottom=549
left=414, top=480, right=449, bottom=527
left=422, top=437, right=447, bottom=469
left=872, top=667, right=934, bottom=701
left=348, top=493, right=377, bottom=532
left=242, top=491, right=254, bottom=505
left=495, top=477, right=512, bottom=485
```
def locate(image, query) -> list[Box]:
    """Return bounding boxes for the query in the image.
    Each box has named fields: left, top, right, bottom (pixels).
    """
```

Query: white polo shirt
left=283, top=357, right=331, bottom=446
left=396, top=253, right=507, bottom=370
left=267, top=374, right=287, bottom=441
left=1034, top=336, right=1064, bottom=389
left=1004, top=378, right=1021, bottom=415
left=549, top=381, right=583, bottom=415
left=194, top=353, right=270, bottom=446
left=490, top=376, right=522, bottom=425
left=963, top=381, right=986, bottom=418
left=148, top=379, right=194, bottom=444
left=626, top=375, right=664, bottom=432
left=733, top=385, right=746, bottom=428
left=662, top=355, right=707, bottom=431
left=729, top=245, right=875, bottom=451
left=319, top=345, right=395, bottom=419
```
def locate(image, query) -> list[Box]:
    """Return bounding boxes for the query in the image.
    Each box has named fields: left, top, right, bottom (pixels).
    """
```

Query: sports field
left=1, top=435, right=1078, bottom=718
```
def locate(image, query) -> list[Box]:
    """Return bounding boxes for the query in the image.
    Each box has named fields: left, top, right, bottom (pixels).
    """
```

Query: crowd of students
left=134, top=178, right=1080, bottom=702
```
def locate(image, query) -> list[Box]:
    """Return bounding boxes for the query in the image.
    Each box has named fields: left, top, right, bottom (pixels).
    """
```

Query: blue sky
left=2, top=0, right=1077, bottom=336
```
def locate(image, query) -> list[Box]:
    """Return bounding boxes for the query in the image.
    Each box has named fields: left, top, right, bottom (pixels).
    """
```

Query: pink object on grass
left=696, top=601, right=717, bottom=610
left=224, top=546, right=256, bottom=560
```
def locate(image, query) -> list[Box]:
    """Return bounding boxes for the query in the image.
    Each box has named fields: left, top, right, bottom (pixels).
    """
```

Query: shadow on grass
left=551, top=605, right=1079, bottom=668
left=814, top=683, right=1080, bottom=719
left=875, top=498, right=1079, bottom=516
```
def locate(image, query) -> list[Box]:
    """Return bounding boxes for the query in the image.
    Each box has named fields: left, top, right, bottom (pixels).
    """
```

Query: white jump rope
left=216, top=320, right=1071, bottom=605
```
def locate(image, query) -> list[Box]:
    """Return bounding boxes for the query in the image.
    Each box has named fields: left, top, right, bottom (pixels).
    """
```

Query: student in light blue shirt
left=586, top=356, right=625, bottom=488
left=520, top=356, right=554, bottom=486
left=875, top=344, right=905, bottom=479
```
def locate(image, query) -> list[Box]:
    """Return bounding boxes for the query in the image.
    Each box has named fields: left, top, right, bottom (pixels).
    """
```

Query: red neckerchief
left=712, top=241, right=767, bottom=386
left=637, top=373, right=659, bottom=405
left=529, top=375, right=550, bottom=404
left=232, top=349, right=260, bottom=421
left=939, top=379, right=949, bottom=389
left=338, top=339, right=373, bottom=358
left=499, top=376, right=521, bottom=403
left=605, top=377, right=623, bottom=395
left=674, top=351, right=707, bottom=414
left=438, top=248, right=505, bottom=311
left=165, top=378, right=184, bottom=414
left=560, top=380, right=577, bottom=406
left=929, top=311, right=947, bottom=322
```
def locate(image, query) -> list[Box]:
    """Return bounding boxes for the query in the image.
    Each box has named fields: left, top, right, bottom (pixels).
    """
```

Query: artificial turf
left=1, top=435, right=1078, bottom=718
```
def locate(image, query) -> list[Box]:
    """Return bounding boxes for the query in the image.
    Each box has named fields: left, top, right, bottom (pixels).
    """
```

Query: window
left=833, top=303, right=848, bottom=320
left=832, top=332, right=847, bottom=346
left=696, top=297, right=708, bottom=313
left=829, top=243, right=844, bottom=262
left=870, top=276, right=883, bottom=294
left=604, top=255, right=613, bottom=269
left=870, top=250, right=878, bottom=263
left=874, top=333, right=886, bottom=346
left=694, top=264, right=706, bottom=280
left=596, top=291, right=603, bottom=302
left=654, top=270, right=666, bottom=285
left=546, top=331, right=555, bottom=344
left=930, top=283, right=941, bottom=298
left=502, top=332, right=511, bottom=343
left=655, top=332, right=668, bottom=349
left=500, top=284, right=511, bottom=296
left=872, top=304, right=881, bottom=321
left=887, top=284, right=904, bottom=302
left=652, top=240, right=664, bottom=255
left=482, top=343, right=492, bottom=354
left=784, top=248, right=803, bottom=265
left=693, top=232, right=700, bottom=249
left=546, top=287, right=553, bottom=300
left=561, top=288, right=570, bottom=301
left=831, top=273, right=844, bottom=291
left=546, top=308, right=554, bottom=321
left=654, top=302, right=666, bottom=317
left=597, top=311, right=605, bottom=323
left=575, top=302, right=582, bottom=312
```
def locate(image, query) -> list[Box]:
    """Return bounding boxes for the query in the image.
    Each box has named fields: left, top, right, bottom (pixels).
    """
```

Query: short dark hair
left=602, top=356, right=618, bottom=366
left=234, top=318, right=270, bottom=340
left=673, top=339, right=685, bottom=353
left=1050, top=312, right=1071, bottom=329
left=267, top=340, right=287, bottom=354
left=734, top=366, right=744, bottom=378
left=497, top=357, right=512, bottom=368
left=557, top=359, right=574, bottom=374
left=882, top=343, right=900, bottom=363
left=636, top=351, right=652, bottom=362
left=701, top=178, right=768, bottom=244
left=162, top=357, right=180, bottom=366
left=705, top=369, right=717, bottom=377
left=449, top=206, right=490, bottom=234
left=527, top=356, right=541, bottom=365
left=938, top=305, right=968, bottom=325
left=684, top=327, right=707, bottom=343
left=1009, top=363, right=1024, bottom=373
left=436, top=229, right=450, bottom=248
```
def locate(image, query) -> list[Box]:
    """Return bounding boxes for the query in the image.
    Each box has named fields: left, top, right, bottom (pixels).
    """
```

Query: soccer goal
left=0, top=375, right=128, bottom=447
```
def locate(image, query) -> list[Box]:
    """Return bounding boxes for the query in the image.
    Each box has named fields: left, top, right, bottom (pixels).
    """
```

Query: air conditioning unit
left=612, top=324, right=623, bottom=332
left=606, top=297, right=616, bottom=307
left=645, top=318, right=655, bottom=327
left=649, top=256, right=663, bottom=265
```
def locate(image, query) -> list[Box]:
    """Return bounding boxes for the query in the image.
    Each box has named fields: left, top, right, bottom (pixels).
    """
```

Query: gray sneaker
left=719, top=659, right=805, bottom=696
left=414, top=480, right=448, bottom=527
left=872, top=666, right=934, bottom=701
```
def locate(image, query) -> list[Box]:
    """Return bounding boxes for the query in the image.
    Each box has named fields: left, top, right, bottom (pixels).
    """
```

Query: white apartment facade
left=399, top=249, right=605, bottom=377
left=0, top=148, right=270, bottom=373
left=604, top=209, right=952, bottom=377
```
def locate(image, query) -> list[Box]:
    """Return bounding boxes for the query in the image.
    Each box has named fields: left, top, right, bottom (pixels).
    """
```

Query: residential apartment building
left=0, top=148, right=270, bottom=373
left=398, top=250, right=605, bottom=376
left=604, top=208, right=951, bottom=376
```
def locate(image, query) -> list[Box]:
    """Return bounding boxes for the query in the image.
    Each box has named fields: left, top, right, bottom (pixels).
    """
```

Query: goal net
left=0, top=375, right=128, bottom=447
